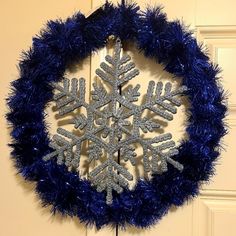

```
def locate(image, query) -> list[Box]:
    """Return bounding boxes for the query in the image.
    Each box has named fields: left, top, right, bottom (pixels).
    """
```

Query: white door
left=1, top=1, right=236, bottom=236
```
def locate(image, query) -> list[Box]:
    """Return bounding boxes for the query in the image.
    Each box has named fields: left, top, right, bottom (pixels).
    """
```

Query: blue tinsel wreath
left=7, top=2, right=227, bottom=229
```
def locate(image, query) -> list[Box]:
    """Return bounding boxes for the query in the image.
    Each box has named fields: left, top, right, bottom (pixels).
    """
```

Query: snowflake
left=43, top=38, right=187, bottom=204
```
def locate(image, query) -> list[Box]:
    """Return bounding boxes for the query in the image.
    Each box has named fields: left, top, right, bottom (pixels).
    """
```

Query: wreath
left=7, top=2, right=227, bottom=229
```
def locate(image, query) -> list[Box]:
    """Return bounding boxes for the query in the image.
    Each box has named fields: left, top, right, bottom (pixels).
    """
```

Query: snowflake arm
left=53, top=77, right=86, bottom=116
left=141, top=133, right=183, bottom=173
left=143, top=81, right=187, bottom=121
left=139, top=117, right=161, bottom=133
left=95, top=39, right=139, bottom=87
left=123, top=84, right=141, bottom=102
left=91, top=83, right=107, bottom=102
left=43, top=128, right=81, bottom=169
left=87, top=143, right=103, bottom=162
left=72, top=114, right=87, bottom=129
left=89, top=157, right=133, bottom=204
left=120, top=145, right=136, bottom=165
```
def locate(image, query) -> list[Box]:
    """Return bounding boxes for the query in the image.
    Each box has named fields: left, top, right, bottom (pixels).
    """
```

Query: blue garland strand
left=6, top=2, right=227, bottom=229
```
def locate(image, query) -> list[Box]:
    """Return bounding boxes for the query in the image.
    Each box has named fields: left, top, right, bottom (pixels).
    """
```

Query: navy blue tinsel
left=6, top=2, right=227, bottom=229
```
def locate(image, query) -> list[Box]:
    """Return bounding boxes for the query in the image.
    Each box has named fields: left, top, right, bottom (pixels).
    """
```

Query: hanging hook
left=105, top=0, right=126, bottom=6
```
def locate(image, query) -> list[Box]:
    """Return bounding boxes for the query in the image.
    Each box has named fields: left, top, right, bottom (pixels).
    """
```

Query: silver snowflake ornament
left=43, top=38, right=187, bottom=204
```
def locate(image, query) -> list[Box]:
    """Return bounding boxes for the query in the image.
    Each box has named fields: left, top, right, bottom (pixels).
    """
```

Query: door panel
left=197, top=27, right=236, bottom=192
left=196, top=0, right=236, bottom=25
left=193, top=25, right=236, bottom=236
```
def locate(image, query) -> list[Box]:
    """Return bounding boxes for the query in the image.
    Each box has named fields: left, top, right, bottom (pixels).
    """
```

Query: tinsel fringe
left=6, top=1, right=227, bottom=229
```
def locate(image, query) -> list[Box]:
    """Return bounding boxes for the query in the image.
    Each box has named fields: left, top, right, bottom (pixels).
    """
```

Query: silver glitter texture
left=43, top=38, right=187, bottom=204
